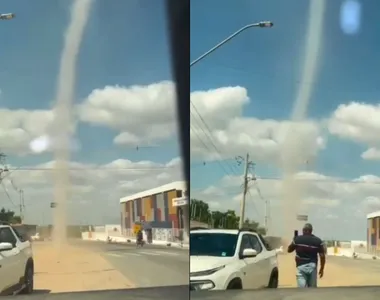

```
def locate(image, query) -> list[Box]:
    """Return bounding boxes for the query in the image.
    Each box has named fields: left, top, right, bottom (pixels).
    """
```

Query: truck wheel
left=267, top=269, right=278, bottom=288
left=226, top=278, right=242, bottom=289
left=21, top=263, right=34, bottom=294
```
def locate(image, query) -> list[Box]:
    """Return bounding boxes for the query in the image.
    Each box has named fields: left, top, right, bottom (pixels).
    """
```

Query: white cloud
left=0, top=79, right=183, bottom=227
left=1, top=157, right=183, bottom=225
left=0, top=81, right=178, bottom=156
left=328, top=102, right=380, bottom=159
left=361, top=147, right=380, bottom=160
left=77, top=81, right=177, bottom=146
left=190, top=86, right=326, bottom=166
left=192, top=171, right=380, bottom=240
left=0, top=109, right=59, bottom=155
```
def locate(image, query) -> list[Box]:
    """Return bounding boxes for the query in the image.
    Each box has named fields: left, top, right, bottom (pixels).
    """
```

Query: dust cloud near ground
left=34, top=243, right=134, bottom=293
left=280, top=0, right=326, bottom=236
left=278, top=254, right=380, bottom=287
left=52, top=0, right=93, bottom=249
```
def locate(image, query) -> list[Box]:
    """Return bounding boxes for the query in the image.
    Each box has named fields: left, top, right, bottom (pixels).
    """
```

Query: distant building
left=120, top=181, right=188, bottom=232
left=367, top=210, right=380, bottom=252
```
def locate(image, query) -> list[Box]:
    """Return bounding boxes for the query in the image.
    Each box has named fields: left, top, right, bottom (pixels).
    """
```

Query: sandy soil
left=33, top=242, right=135, bottom=293
left=278, top=254, right=380, bottom=287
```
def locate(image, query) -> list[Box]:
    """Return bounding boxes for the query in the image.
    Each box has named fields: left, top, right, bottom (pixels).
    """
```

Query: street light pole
left=190, top=21, right=273, bottom=67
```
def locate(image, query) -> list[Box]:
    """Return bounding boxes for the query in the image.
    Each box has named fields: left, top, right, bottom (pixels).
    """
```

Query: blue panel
left=137, top=198, right=142, bottom=216
left=131, top=201, right=135, bottom=222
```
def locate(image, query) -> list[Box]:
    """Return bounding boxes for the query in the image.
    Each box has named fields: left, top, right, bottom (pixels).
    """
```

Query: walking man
left=287, top=223, right=325, bottom=288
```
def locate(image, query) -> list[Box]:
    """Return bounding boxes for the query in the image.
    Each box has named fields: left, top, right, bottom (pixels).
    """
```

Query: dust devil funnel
left=281, top=0, right=326, bottom=237
left=52, top=0, right=93, bottom=247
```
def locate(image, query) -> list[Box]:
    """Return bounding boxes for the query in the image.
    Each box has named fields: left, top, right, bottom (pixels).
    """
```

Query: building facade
left=120, top=181, right=188, bottom=232
left=367, top=210, right=380, bottom=252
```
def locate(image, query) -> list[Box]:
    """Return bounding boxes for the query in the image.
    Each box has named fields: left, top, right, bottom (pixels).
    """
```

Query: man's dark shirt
left=288, top=234, right=324, bottom=267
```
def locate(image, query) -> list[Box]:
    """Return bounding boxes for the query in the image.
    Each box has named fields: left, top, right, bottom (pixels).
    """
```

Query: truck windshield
left=190, top=232, right=238, bottom=257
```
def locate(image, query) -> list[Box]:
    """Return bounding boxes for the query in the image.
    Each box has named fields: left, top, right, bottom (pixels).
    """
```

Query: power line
left=1, top=181, right=15, bottom=207
left=250, top=180, right=270, bottom=233
left=247, top=189, right=260, bottom=220
left=191, top=102, right=239, bottom=176
left=252, top=176, right=380, bottom=185
left=190, top=111, right=238, bottom=179
left=6, top=166, right=179, bottom=171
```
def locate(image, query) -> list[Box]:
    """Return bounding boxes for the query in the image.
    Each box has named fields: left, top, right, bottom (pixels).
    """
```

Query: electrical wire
left=254, top=176, right=380, bottom=185
left=247, top=189, right=260, bottom=220
left=6, top=166, right=179, bottom=171
left=190, top=110, right=238, bottom=179
left=1, top=181, right=15, bottom=207
left=190, top=102, right=240, bottom=176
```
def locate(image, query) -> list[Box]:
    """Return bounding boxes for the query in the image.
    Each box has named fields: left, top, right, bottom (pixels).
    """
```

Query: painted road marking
left=155, top=251, right=180, bottom=256
left=105, top=250, right=180, bottom=258
left=139, top=251, right=161, bottom=256
left=107, top=253, right=123, bottom=257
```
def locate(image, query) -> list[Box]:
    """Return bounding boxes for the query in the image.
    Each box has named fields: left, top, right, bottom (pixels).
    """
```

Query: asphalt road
left=327, top=255, right=380, bottom=273
left=71, top=240, right=189, bottom=288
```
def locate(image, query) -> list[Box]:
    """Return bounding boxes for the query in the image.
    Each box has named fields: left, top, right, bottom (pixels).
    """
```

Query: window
left=258, top=234, right=272, bottom=250
left=12, top=227, right=27, bottom=242
left=248, top=235, right=263, bottom=254
left=239, top=234, right=262, bottom=255
left=0, top=228, right=17, bottom=245
left=239, top=234, right=252, bottom=252
left=190, top=232, right=238, bottom=257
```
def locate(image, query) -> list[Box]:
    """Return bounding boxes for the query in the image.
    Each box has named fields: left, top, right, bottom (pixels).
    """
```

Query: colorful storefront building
left=120, top=181, right=188, bottom=233
left=367, top=210, right=380, bottom=252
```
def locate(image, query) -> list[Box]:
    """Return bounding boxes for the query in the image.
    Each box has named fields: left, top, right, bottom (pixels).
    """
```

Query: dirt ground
left=278, top=253, right=380, bottom=287
left=33, top=242, right=135, bottom=293
left=33, top=243, right=380, bottom=293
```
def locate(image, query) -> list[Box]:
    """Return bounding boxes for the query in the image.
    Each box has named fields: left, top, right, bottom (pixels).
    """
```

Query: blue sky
left=0, top=0, right=176, bottom=163
left=190, top=0, right=380, bottom=239
left=0, top=0, right=182, bottom=224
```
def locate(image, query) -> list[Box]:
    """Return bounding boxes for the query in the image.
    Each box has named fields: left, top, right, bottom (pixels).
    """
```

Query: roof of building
left=120, top=181, right=187, bottom=203
left=367, top=211, right=380, bottom=219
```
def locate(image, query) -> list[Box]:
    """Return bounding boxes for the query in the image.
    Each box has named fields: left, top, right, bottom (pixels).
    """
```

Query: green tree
left=190, top=199, right=211, bottom=223
left=243, top=218, right=267, bottom=235
left=191, top=198, right=266, bottom=232
left=0, top=208, right=21, bottom=224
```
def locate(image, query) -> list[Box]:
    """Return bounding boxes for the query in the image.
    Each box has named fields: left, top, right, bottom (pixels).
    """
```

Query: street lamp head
left=258, top=21, right=273, bottom=28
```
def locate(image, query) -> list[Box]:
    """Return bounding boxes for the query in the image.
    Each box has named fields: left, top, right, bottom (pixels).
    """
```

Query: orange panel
left=143, top=196, right=152, bottom=221
left=167, top=190, right=177, bottom=215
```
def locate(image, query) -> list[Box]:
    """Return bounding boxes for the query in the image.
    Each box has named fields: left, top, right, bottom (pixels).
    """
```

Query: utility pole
left=19, top=189, right=24, bottom=223
left=237, top=153, right=252, bottom=228
left=264, top=196, right=269, bottom=234
left=237, top=154, right=269, bottom=231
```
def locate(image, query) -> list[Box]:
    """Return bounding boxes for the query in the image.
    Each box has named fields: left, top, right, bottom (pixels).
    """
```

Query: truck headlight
left=190, top=280, right=215, bottom=291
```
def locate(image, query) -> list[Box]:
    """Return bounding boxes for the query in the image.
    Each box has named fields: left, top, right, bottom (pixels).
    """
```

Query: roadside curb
left=124, top=239, right=189, bottom=250
left=84, top=237, right=189, bottom=250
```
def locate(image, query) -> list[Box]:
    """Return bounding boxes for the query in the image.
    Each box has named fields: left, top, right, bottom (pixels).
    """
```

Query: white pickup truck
left=0, top=223, right=34, bottom=295
left=190, top=228, right=278, bottom=291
